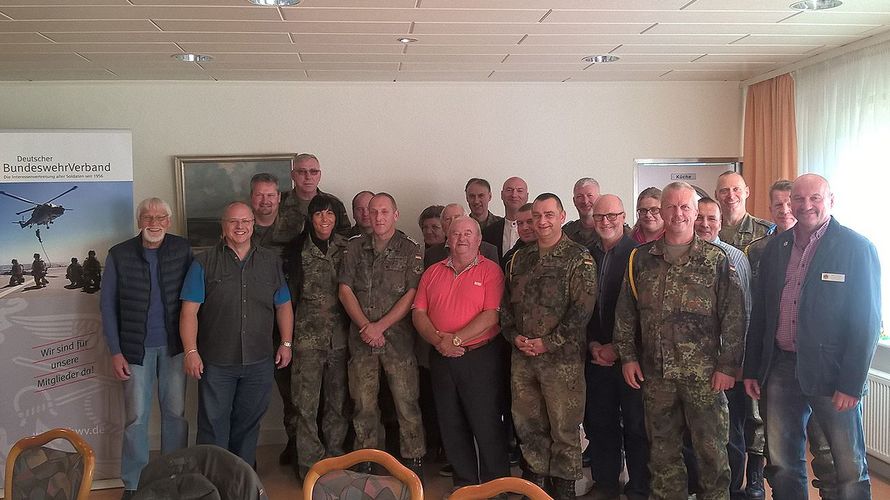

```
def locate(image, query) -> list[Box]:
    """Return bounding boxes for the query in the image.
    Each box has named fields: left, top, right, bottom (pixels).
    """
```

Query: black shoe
left=405, top=457, right=424, bottom=484
left=279, top=437, right=296, bottom=465
left=509, top=447, right=521, bottom=467
left=551, top=477, right=576, bottom=500
left=521, top=470, right=549, bottom=496
left=746, top=454, right=766, bottom=500
left=438, top=463, right=454, bottom=477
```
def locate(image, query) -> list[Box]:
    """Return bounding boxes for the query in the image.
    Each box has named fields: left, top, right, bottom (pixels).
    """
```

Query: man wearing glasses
left=101, top=198, right=193, bottom=500
left=583, top=195, right=650, bottom=500
left=614, top=182, right=745, bottom=500
left=279, top=153, right=352, bottom=236
left=179, top=201, right=294, bottom=467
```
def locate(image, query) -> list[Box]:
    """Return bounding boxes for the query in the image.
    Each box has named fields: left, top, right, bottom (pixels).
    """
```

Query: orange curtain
left=742, top=73, right=798, bottom=220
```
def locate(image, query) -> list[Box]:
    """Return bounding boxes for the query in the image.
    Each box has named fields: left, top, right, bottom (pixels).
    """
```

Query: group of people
left=7, top=251, right=101, bottom=290
left=100, top=152, right=881, bottom=500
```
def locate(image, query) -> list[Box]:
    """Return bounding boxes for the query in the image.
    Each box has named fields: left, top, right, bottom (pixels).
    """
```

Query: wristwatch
left=281, top=341, right=293, bottom=348
left=452, top=335, right=463, bottom=347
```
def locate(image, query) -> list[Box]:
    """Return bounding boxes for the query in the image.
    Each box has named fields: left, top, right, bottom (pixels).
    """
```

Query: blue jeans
left=120, top=346, right=188, bottom=490
left=763, top=351, right=871, bottom=500
left=197, top=357, right=274, bottom=467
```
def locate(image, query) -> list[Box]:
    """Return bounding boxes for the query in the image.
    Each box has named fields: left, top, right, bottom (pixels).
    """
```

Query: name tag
left=821, top=273, right=845, bottom=283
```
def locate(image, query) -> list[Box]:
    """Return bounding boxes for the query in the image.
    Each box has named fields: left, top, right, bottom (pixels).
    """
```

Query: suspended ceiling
left=0, top=0, right=888, bottom=82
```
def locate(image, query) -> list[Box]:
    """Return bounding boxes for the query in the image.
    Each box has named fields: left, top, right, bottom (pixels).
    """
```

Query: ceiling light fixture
left=248, top=0, right=301, bottom=6
left=582, top=55, right=620, bottom=63
left=172, top=53, right=213, bottom=63
left=790, top=0, right=843, bottom=10
left=397, top=37, right=418, bottom=44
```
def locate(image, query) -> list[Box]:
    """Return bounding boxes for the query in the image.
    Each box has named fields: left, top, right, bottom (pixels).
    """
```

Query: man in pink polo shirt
left=412, top=216, right=509, bottom=491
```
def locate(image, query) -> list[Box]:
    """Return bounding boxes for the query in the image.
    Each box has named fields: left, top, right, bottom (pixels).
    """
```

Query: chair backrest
left=4, top=428, right=95, bottom=500
left=302, top=449, right=423, bottom=500
left=449, top=477, right=552, bottom=500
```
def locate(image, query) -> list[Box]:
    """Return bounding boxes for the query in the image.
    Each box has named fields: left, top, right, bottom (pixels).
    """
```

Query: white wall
left=0, top=79, right=743, bottom=447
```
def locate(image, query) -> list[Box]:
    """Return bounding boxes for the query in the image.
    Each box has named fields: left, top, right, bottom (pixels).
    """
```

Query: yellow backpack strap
left=507, top=251, right=519, bottom=279
left=628, top=247, right=639, bottom=301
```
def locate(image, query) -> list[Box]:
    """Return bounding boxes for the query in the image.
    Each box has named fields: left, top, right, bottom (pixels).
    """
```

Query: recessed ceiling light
left=790, top=0, right=843, bottom=10
left=248, top=0, right=301, bottom=6
left=582, top=55, right=620, bottom=63
left=172, top=53, right=212, bottom=63
left=397, top=37, right=418, bottom=44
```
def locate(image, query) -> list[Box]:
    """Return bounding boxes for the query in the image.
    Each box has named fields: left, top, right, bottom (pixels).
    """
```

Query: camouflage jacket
left=339, top=230, right=424, bottom=343
left=252, top=213, right=301, bottom=259
left=277, top=188, right=352, bottom=238
left=475, top=211, right=504, bottom=232
left=744, top=233, right=773, bottom=286
left=719, top=213, right=775, bottom=251
left=501, top=234, right=598, bottom=356
left=613, top=235, right=745, bottom=381
left=293, top=234, right=349, bottom=351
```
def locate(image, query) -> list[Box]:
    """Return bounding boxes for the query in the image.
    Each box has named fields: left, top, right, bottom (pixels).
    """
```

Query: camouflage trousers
left=511, top=351, right=585, bottom=481
left=348, top=340, right=426, bottom=459
left=292, top=347, right=349, bottom=471
left=642, top=376, right=729, bottom=500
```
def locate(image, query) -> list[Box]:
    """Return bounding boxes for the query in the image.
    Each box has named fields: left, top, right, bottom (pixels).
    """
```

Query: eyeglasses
left=295, top=168, right=321, bottom=177
left=592, top=212, right=624, bottom=222
left=223, top=218, right=254, bottom=225
left=139, top=215, right=169, bottom=224
left=636, top=207, right=661, bottom=217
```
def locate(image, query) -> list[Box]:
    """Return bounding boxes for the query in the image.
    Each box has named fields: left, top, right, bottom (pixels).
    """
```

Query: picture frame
left=174, top=154, right=295, bottom=248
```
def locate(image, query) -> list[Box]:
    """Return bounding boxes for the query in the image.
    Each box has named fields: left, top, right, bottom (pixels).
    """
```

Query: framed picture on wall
left=174, top=154, right=295, bottom=248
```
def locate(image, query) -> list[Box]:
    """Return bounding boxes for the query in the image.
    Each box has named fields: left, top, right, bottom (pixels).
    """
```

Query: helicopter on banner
left=1, top=186, right=78, bottom=229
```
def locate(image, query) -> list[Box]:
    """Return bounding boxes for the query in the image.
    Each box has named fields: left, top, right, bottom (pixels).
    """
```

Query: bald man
left=483, top=177, right=529, bottom=257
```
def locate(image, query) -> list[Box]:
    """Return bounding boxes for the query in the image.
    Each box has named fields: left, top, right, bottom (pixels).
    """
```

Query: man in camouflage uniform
left=345, top=190, right=374, bottom=238
left=501, top=193, right=597, bottom=500
left=288, top=194, right=350, bottom=480
left=614, top=181, right=745, bottom=500
left=715, top=171, right=775, bottom=250
left=563, top=177, right=601, bottom=247
left=338, top=192, right=426, bottom=478
left=277, top=153, right=351, bottom=237
left=745, top=179, right=837, bottom=500
left=249, top=172, right=303, bottom=465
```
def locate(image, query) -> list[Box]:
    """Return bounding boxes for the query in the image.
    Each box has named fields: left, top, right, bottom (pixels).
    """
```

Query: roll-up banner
left=0, top=130, right=133, bottom=487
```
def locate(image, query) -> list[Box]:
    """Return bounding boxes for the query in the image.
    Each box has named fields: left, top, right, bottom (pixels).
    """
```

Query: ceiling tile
left=299, top=52, right=507, bottom=63
left=290, top=33, right=524, bottom=44
left=506, top=53, right=698, bottom=64
left=521, top=34, right=743, bottom=45
left=0, top=20, right=160, bottom=32
left=296, top=0, right=415, bottom=6
left=685, top=0, right=890, bottom=12
left=406, top=44, right=618, bottom=54
left=400, top=61, right=586, bottom=71
left=544, top=10, right=790, bottom=24
left=0, top=42, right=181, bottom=53
left=783, top=11, right=890, bottom=25
left=734, top=33, right=861, bottom=45
left=486, top=70, right=569, bottom=81
left=647, top=22, right=879, bottom=36
left=43, top=31, right=293, bottom=43
left=108, top=68, right=213, bottom=80
left=413, top=22, right=652, bottom=35
left=0, top=6, right=281, bottom=21
left=613, top=43, right=822, bottom=55
left=695, top=53, right=799, bottom=63
left=659, top=69, right=760, bottom=81
left=155, top=20, right=411, bottom=33
left=569, top=69, right=671, bottom=81
left=128, top=0, right=267, bottom=5
left=177, top=43, right=301, bottom=54
left=0, top=0, right=129, bottom=5
left=395, top=71, right=492, bottom=81
left=0, top=69, right=119, bottom=80
left=206, top=69, right=310, bottom=80
left=420, top=1, right=690, bottom=9
left=305, top=70, right=396, bottom=80
left=282, top=8, right=547, bottom=23
left=0, top=32, right=52, bottom=42
left=291, top=44, right=405, bottom=54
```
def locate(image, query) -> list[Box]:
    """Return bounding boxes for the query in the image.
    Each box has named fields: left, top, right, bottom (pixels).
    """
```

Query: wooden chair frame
left=302, top=448, right=423, bottom=500
left=449, top=476, right=552, bottom=500
left=4, top=427, right=96, bottom=500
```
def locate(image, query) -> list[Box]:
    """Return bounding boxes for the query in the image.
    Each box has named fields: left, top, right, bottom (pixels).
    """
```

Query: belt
left=463, top=336, right=496, bottom=352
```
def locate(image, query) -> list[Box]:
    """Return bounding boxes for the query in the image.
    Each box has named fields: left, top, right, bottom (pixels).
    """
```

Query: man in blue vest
left=101, top=197, right=193, bottom=500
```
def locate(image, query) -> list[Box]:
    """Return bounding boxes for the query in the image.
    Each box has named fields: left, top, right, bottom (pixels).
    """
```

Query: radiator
left=864, top=369, right=890, bottom=463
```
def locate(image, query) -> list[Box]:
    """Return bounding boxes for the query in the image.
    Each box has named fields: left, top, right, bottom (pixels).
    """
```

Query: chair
left=449, top=476, right=551, bottom=500
left=302, top=449, right=423, bottom=500
left=4, top=427, right=95, bottom=500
